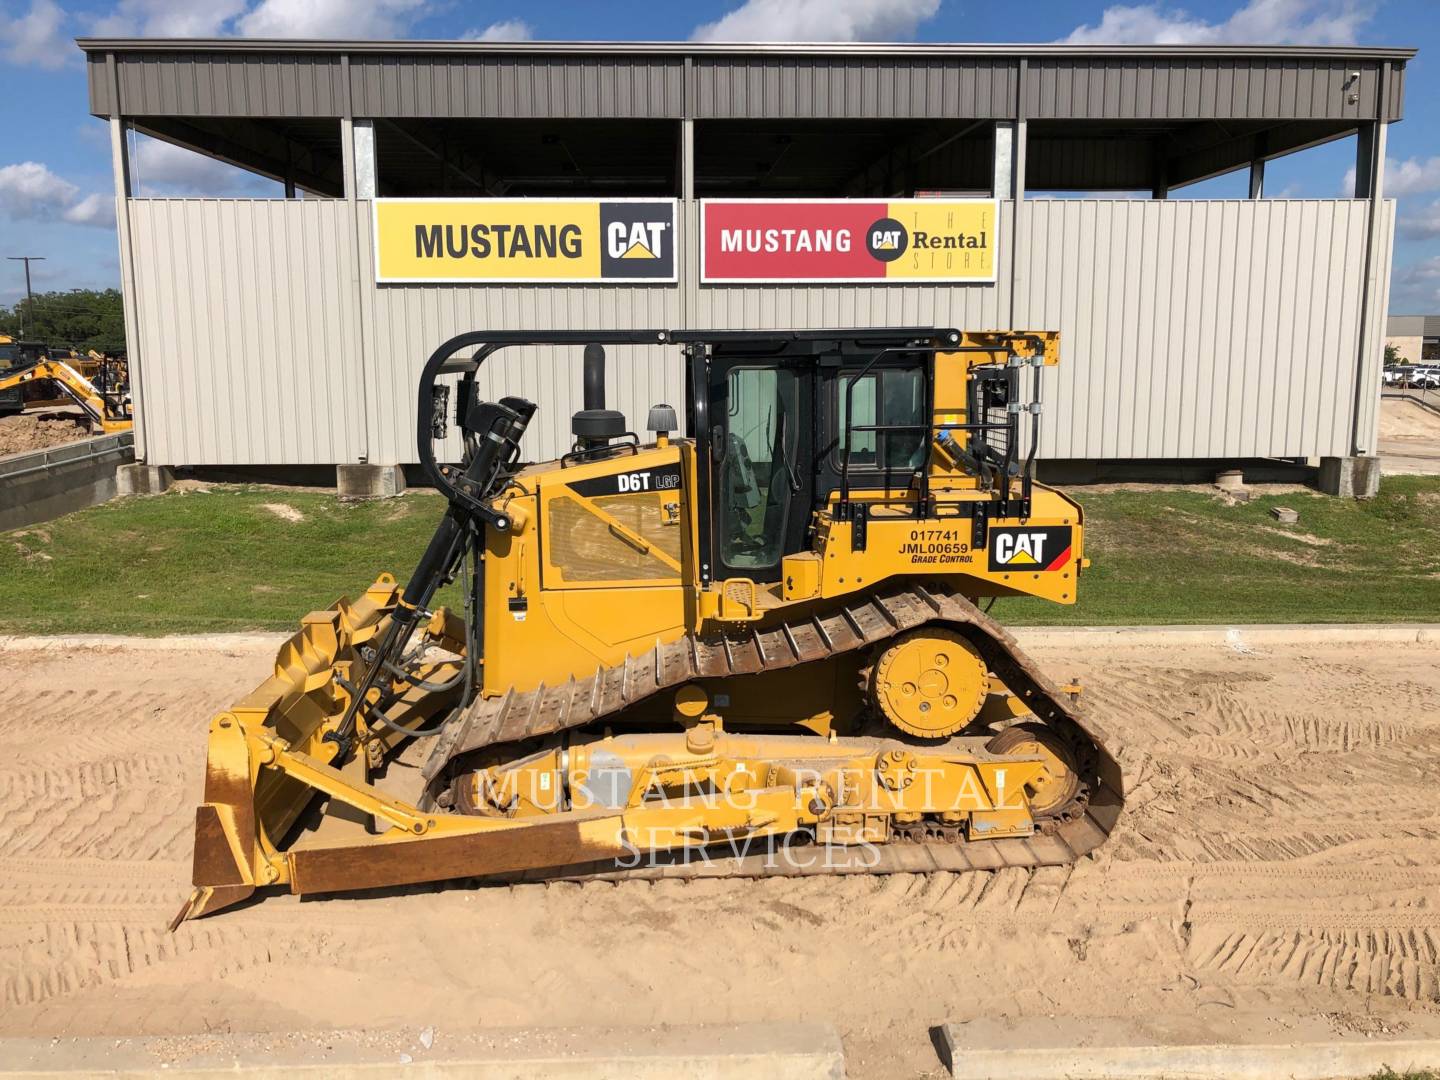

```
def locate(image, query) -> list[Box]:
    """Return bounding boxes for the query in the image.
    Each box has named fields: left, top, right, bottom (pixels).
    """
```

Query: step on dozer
left=173, top=328, right=1124, bottom=925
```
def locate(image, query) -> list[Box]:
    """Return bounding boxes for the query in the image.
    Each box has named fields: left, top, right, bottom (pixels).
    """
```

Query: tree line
left=0, top=289, right=126, bottom=355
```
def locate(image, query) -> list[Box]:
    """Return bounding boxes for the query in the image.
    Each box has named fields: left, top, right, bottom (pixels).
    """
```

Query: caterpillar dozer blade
left=174, top=328, right=1124, bottom=925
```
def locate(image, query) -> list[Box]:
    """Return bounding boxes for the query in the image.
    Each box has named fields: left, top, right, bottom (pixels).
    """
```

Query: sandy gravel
left=1, top=636, right=1438, bottom=1076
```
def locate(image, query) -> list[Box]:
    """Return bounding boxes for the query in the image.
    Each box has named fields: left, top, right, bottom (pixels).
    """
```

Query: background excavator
left=175, top=327, right=1123, bottom=924
left=0, top=336, right=131, bottom=434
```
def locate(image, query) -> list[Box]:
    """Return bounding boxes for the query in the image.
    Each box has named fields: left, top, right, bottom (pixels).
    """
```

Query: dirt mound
left=0, top=637, right=1438, bottom=1077
left=0, top=412, right=92, bottom=457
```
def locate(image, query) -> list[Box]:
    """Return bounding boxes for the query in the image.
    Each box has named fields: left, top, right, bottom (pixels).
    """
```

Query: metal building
left=1385, top=314, right=1440, bottom=365
left=80, top=39, right=1411, bottom=486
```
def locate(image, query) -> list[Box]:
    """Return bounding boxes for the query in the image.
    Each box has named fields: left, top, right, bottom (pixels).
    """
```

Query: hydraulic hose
left=381, top=660, right=466, bottom=694
left=358, top=539, right=478, bottom=741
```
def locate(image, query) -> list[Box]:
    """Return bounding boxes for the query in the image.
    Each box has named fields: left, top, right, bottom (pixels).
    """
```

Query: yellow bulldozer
left=174, top=327, right=1123, bottom=925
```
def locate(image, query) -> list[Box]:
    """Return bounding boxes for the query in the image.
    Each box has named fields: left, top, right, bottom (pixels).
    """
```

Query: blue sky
left=0, top=0, right=1436, bottom=311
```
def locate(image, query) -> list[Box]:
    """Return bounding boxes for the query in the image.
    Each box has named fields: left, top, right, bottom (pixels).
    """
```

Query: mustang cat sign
left=701, top=199, right=997, bottom=284
left=374, top=198, right=678, bottom=283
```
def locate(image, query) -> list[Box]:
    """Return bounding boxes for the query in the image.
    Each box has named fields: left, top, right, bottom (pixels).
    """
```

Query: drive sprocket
left=868, top=628, right=990, bottom=739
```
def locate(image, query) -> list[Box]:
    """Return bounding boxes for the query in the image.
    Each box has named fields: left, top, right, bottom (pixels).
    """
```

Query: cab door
left=706, top=355, right=814, bottom=584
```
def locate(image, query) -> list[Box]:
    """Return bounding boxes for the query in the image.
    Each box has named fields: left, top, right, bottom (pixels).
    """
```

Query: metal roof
left=75, top=39, right=1417, bottom=60
left=83, top=39, right=1411, bottom=123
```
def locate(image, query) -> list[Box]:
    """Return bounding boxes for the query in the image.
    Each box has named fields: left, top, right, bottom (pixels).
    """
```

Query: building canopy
left=80, top=40, right=1413, bottom=199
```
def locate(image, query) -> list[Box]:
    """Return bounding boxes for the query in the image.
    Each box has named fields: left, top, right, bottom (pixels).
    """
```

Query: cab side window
left=835, top=367, right=926, bottom=474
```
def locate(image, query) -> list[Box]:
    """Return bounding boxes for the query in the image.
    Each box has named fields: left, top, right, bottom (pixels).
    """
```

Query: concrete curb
left=0, top=623, right=1434, bottom=654
left=0, top=1024, right=846, bottom=1079
left=937, top=1026, right=1440, bottom=1079
left=1011, top=623, right=1440, bottom=648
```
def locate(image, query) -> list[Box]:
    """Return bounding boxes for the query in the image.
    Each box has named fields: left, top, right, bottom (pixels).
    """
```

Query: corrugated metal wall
left=126, top=199, right=366, bottom=466
left=109, top=52, right=346, bottom=117
left=1024, top=58, right=1396, bottom=121
left=691, top=56, right=1015, bottom=118
left=122, top=197, right=1392, bottom=467
left=88, top=48, right=1406, bottom=123
left=348, top=55, right=685, bottom=118
left=1015, top=198, right=1393, bottom=459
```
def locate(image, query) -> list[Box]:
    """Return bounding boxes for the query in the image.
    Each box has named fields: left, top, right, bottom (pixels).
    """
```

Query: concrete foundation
left=1317, top=454, right=1382, bottom=497
left=1036, top=457, right=1314, bottom=486
left=337, top=463, right=406, bottom=500
left=115, top=462, right=174, bottom=496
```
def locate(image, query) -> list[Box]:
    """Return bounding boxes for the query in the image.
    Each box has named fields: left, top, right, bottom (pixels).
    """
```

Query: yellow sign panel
left=373, top=199, right=678, bottom=284
left=881, top=200, right=996, bottom=281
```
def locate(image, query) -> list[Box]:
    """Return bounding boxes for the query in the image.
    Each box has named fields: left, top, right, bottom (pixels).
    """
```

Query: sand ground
left=1379, top=395, right=1440, bottom=476
left=1, top=635, right=1438, bottom=1077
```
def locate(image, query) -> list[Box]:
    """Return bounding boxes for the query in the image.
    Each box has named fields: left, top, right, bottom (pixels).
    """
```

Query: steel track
left=421, top=584, right=1125, bottom=877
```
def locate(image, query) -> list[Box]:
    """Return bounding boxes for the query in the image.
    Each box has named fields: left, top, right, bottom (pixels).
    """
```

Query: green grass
left=0, top=485, right=450, bottom=634
left=0, top=477, right=1437, bottom=636
left=1001, top=474, right=1440, bottom=626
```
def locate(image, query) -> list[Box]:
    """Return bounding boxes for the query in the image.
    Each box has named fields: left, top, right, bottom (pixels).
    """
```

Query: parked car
left=1408, top=366, right=1440, bottom=389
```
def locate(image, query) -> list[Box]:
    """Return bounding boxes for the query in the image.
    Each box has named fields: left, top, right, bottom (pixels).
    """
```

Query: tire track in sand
left=1, top=639, right=1438, bottom=1036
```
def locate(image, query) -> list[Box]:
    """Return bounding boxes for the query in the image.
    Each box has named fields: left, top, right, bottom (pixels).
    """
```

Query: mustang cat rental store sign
left=700, top=199, right=997, bottom=283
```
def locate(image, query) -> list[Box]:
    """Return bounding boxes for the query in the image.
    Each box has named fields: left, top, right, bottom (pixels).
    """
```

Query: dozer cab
left=175, top=327, right=1123, bottom=924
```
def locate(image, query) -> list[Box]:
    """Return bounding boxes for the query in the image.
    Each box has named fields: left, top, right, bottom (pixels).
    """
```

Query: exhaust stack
left=571, top=343, right=627, bottom=448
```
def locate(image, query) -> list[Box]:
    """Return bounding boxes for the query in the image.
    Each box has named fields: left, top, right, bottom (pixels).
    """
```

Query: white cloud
left=1386, top=156, right=1440, bottom=196
left=63, top=192, right=115, bottom=228
left=0, top=161, right=80, bottom=219
left=0, top=0, right=71, bottom=69
left=130, top=138, right=273, bottom=196
left=1342, top=155, right=1440, bottom=199
left=91, top=0, right=248, bottom=37
left=1398, top=200, right=1440, bottom=242
left=0, top=161, right=112, bottom=229
left=236, top=0, right=428, bottom=37
left=87, top=0, right=429, bottom=39
left=1061, top=0, right=1372, bottom=46
left=463, top=18, right=533, bottom=42
left=1390, top=256, right=1440, bottom=311
left=693, top=0, right=939, bottom=42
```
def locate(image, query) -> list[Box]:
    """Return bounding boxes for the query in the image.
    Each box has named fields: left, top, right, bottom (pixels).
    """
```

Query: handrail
left=836, top=344, right=1021, bottom=517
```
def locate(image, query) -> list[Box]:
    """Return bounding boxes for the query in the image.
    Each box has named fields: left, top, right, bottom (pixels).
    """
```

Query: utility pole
left=7, top=256, right=45, bottom=338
